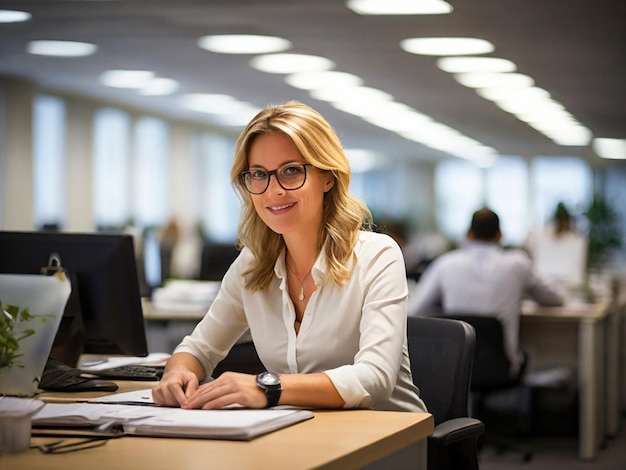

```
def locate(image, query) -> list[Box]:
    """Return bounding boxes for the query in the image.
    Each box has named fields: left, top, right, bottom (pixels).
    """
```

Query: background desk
left=141, top=299, right=253, bottom=357
left=520, top=299, right=621, bottom=461
left=2, top=383, right=434, bottom=470
left=141, top=298, right=206, bottom=353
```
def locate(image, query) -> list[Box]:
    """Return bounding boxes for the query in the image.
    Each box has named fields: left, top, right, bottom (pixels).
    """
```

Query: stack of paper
left=32, top=395, right=314, bottom=441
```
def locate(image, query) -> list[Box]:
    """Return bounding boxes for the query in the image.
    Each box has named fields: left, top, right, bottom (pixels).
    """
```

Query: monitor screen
left=0, top=231, right=148, bottom=366
left=532, top=234, right=587, bottom=288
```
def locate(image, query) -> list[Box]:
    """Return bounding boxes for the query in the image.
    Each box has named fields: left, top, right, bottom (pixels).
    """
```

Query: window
left=435, top=156, right=592, bottom=246
left=530, top=156, right=592, bottom=230
left=350, top=170, right=387, bottom=218
left=352, top=165, right=417, bottom=222
left=435, top=160, right=483, bottom=242
left=33, top=94, right=66, bottom=229
left=132, top=117, right=170, bottom=229
left=192, top=132, right=238, bottom=242
left=93, top=108, right=131, bottom=229
left=485, top=157, right=529, bottom=246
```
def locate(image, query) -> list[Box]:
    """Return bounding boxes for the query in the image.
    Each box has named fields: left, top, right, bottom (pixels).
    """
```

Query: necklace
left=287, top=263, right=312, bottom=301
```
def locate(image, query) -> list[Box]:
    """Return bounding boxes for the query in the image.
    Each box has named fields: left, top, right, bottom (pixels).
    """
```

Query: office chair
left=407, top=316, right=485, bottom=470
left=212, top=341, right=264, bottom=378
left=199, top=242, right=240, bottom=281
left=448, top=314, right=533, bottom=462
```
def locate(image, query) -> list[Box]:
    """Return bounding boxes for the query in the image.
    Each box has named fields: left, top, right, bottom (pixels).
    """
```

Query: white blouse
left=174, top=230, right=426, bottom=412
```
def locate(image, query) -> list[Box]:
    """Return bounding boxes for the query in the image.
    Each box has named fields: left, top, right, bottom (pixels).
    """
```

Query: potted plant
left=1, top=303, right=47, bottom=370
left=0, top=273, right=71, bottom=397
left=582, top=194, right=623, bottom=301
left=584, top=194, right=623, bottom=271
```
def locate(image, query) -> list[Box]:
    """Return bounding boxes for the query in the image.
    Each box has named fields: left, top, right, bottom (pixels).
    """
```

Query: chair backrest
left=407, top=316, right=475, bottom=425
left=199, top=242, right=240, bottom=281
left=447, top=314, right=515, bottom=391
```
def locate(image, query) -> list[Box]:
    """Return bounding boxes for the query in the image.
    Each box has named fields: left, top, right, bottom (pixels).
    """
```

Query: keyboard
left=83, top=364, right=165, bottom=381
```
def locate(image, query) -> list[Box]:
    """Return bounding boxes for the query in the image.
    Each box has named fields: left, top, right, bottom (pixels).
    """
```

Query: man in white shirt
left=409, top=208, right=564, bottom=376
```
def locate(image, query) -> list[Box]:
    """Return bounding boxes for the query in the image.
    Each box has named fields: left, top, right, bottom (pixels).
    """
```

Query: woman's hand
left=184, top=372, right=268, bottom=410
left=152, top=367, right=200, bottom=407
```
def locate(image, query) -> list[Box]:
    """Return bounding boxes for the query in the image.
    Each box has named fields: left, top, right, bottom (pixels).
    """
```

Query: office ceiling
left=0, top=0, right=624, bottom=166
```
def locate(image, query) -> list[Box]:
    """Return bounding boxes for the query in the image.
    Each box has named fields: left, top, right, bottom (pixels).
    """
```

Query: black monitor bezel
left=0, top=231, right=148, bottom=365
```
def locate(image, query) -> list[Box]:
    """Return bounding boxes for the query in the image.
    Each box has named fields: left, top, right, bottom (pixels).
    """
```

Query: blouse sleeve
left=324, top=235, right=410, bottom=409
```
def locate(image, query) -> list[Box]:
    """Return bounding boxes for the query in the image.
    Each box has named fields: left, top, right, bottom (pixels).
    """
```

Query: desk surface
left=142, top=298, right=208, bottom=321
left=521, top=299, right=613, bottom=320
left=2, top=383, right=434, bottom=470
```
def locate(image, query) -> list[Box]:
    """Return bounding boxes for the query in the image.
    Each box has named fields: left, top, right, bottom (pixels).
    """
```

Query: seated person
left=408, top=208, right=564, bottom=376
left=153, top=101, right=426, bottom=413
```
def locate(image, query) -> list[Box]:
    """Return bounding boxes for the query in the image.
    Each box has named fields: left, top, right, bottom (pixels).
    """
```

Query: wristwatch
left=256, top=372, right=282, bottom=408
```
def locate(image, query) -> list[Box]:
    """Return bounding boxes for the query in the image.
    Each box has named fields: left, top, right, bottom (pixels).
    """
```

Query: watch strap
left=264, top=387, right=282, bottom=408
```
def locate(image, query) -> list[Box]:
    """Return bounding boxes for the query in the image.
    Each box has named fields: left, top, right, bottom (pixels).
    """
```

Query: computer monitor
left=532, top=234, right=588, bottom=288
left=0, top=231, right=148, bottom=366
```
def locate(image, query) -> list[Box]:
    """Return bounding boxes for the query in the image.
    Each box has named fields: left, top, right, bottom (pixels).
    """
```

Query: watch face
left=259, top=372, right=280, bottom=386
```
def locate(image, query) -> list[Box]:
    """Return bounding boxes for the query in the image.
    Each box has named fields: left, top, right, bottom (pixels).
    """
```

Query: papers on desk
left=79, top=352, right=171, bottom=371
left=32, top=390, right=314, bottom=441
left=152, top=280, right=220, bottom=311
left=89, top=387, right=158, bottom=405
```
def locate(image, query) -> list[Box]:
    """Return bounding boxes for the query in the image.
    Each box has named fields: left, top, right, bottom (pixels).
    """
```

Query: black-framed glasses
left=240, top=163, right=311, bottom=195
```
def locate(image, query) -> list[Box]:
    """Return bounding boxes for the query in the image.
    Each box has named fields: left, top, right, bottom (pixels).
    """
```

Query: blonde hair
left=231, top=101, right=373, bottom=290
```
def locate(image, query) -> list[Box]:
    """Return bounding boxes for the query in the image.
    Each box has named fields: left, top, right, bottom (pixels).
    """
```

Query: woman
left=152, top=101, right=426, bottom=413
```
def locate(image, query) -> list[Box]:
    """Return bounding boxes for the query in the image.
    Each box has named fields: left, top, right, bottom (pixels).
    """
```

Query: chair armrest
left=429, top=417, right=485, bottom=447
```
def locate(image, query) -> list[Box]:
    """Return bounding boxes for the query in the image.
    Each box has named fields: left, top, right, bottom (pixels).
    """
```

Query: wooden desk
left=1, top=383, right=434, bottom=470
left=521, top=299, right=621, bottom=461
left=142, top=298, right=208, bottom=321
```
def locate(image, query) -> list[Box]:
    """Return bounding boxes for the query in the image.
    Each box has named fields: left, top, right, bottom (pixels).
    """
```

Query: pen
left=98, top=401, right=164, bottom=407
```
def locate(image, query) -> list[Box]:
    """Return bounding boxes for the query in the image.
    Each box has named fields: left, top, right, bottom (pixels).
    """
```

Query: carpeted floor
left=479, top=421, right=626, bottom=470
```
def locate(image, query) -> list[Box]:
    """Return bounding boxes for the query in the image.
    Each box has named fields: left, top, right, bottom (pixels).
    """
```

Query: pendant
left=298, top=283, right=305, bottom=301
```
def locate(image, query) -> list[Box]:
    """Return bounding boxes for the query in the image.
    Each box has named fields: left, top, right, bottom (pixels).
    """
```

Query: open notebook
left=32, top=389, right=314, bottom=441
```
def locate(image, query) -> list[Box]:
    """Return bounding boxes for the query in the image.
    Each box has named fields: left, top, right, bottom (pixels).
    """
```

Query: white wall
left=0, top=78, right=35, bottom=230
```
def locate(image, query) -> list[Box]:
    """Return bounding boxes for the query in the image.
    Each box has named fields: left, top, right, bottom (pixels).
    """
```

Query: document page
left=32, top=400, right=314, bottom=440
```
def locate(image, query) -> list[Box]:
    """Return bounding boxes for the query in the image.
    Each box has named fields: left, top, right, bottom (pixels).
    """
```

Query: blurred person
left=409, top=208, right=564, bottom=376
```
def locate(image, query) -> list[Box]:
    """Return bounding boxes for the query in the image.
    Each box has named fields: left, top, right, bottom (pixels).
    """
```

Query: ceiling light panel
left=27, top=40, right=97, bottom=57
left=454, top=72, right=535, bottom=89
left=180, top=93, right=260, bottom=126
left=476, top=86, right=551, bottom=102
left=401, top=37, right=495, bottom=56
left=437, top=57, right=517, bottom=73
left=100, top=70, right=154, bottom=89
left=0, top=9, right=31, bottom=22
left=310, top=86, right=393, bottom=104
left=285, top=71, right=363, bottom=90
left=197, top=34, right=292, bottom=54
left=592, top=138, right=626, bottom=160
left=346, top=0, right=453, bottom=15
left=139, top=78, right=180, bottom=96
left=250, top=53, right=335, bottom=74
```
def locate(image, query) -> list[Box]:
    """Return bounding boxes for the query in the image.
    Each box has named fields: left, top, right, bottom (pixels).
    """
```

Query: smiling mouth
left=268, top=203, right=295, bottom=211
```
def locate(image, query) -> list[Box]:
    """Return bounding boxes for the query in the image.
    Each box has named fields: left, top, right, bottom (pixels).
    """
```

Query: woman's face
left=247, top=132, right=334, bottom=238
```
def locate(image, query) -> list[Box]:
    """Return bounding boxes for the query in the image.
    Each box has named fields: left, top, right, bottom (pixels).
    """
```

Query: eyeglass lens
left=242, top=163, right=308, bottom=194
